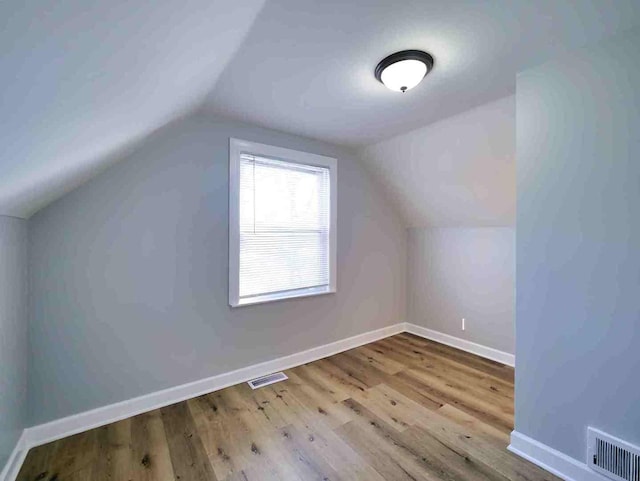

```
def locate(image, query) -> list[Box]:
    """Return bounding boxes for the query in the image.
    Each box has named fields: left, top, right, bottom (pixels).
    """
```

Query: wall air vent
left=247, top=372, right=288, bottom=390
left=588, top=427, right=640, bottom=481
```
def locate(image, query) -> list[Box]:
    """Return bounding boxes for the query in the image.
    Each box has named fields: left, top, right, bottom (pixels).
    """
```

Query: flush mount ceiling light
left=375, top=50, right=434, bottom=93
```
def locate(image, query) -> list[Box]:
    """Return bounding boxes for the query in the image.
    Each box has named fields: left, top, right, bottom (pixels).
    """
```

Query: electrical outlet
left=462, top=318, right=466, bottom=331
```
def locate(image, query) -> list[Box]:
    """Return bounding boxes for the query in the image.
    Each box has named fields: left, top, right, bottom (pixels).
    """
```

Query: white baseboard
left=22, top=323, right=405, bottom=452
left=404, top=323, right=515, bottom=367
left=508, top=431, right=605, bottom=481
left=0, top=431, right=27, bottom=481
left=8, top=321, right=515, bottom=481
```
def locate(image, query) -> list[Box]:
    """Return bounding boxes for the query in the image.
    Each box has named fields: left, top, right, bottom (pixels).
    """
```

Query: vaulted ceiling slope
left=204, top=0, right=640, bottom=147
left=0, top=0, right=266, bottom=218
left=359, top=96, right=515, bottom=228
left=2, top=0, right=640, bottom=218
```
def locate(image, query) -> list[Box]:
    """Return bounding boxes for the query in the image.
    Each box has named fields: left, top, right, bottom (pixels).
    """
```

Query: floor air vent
left=247, top=372, right=288, bottom=390
left=588, top=427, right=640, bottom=481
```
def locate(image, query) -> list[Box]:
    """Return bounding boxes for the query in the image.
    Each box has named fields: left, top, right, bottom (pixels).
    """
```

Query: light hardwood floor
left=18, top=333, right=558, bottom=480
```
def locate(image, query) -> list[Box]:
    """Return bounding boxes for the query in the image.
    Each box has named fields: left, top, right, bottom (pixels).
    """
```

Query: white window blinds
left=236, top=153, right=332, bottom=304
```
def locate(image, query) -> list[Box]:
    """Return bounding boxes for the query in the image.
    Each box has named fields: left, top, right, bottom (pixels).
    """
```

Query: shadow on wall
left=0, top=216, right=28, bottom=471
left=408, top=227, right=515, bottom=355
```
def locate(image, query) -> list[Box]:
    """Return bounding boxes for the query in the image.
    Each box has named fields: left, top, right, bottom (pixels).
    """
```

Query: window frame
left=229, top=138, right=337, bottom=307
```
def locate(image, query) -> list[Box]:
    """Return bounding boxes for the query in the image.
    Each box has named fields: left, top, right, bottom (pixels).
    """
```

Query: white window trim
left=229, top=138, right=337, bottom=307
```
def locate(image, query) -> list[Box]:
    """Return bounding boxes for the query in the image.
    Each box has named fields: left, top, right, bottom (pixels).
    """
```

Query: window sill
left=231, top=285, right=335, bottom=307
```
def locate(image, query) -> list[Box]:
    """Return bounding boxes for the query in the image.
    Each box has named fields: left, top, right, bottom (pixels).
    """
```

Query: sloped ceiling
left=359, top=96, right=515, bottom=228
left=204, top=0, right=640, bottom=146
left=0, top=0, right=266, bottom=218
left=2, top=0, right=639, bottom=219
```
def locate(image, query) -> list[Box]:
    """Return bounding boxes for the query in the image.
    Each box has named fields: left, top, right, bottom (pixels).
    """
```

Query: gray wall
left=0, top=216, right=28, bottom=470
left=516, top=28, right=640, bottom=461
left=28, top=114, right=407, bottom=425
left=408, top=228, right=514, bottom=354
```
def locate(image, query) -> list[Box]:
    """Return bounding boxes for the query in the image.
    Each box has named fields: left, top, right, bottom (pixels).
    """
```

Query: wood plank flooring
left=18, top=333, right=558, bottom=481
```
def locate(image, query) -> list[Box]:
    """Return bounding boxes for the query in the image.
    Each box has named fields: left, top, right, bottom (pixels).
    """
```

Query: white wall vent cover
left=247, top=372, right=288, bottom=390
left=588, top=427, right=640, bottom=481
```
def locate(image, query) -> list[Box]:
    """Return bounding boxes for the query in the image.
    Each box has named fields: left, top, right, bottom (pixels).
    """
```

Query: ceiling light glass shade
left=375, top=50, right=434, bottom=93
left=380, top=59, right=427, bottom=92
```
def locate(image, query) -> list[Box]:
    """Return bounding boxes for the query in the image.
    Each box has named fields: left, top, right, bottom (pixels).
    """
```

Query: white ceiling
left=360, top=96, right=515, bottom=228
left=1, top=0, right=639, bottom=218
left=204, top=0, right=640, bottom=147
left=0, top=0, right=266, bottom=218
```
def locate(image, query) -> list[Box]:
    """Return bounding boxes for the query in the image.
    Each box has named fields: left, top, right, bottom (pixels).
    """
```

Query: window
left=229, top=138, right=337, bottom=306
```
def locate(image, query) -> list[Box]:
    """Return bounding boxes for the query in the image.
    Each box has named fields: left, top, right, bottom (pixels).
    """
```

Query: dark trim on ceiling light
left=375, top=50, right=434, bottom=91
